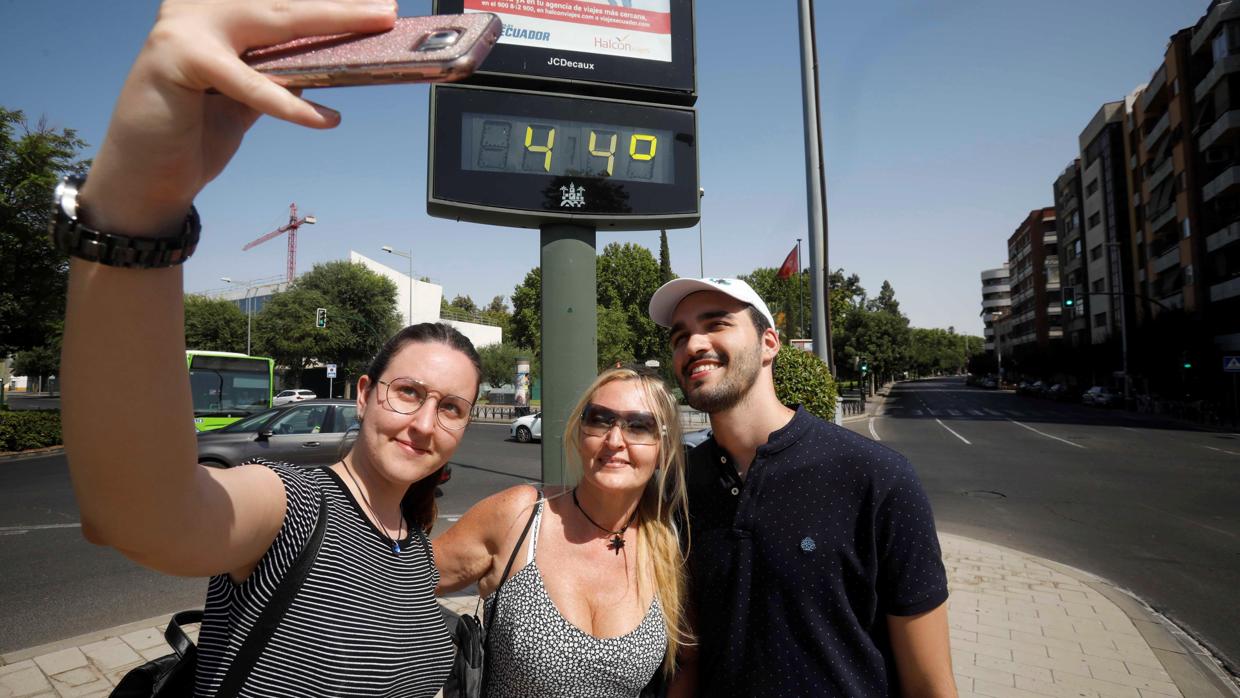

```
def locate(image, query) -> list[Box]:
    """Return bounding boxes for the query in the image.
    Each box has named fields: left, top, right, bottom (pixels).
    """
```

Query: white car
left=273, top=389, right=317, bottom=406
left=510, top=412, right=542, bottom=443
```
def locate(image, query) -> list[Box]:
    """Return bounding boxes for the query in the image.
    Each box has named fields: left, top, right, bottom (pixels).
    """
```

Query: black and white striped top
left=194, top=464, right=454, bottom=697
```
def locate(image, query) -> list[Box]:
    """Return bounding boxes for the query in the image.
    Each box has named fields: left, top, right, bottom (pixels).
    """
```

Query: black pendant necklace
left=572, top=488, right=637, bottom=555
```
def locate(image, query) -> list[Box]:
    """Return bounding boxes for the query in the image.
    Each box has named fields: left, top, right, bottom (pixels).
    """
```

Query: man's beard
left=679, top=345, right=762, bottom=414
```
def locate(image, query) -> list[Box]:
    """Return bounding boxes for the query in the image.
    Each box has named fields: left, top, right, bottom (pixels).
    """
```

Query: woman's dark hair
left=364, top=322, right=482, bottom=533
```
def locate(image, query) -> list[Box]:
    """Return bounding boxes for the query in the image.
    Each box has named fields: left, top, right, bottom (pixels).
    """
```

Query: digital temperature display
left=462, top=113, right=674, bottom=184
left=428, top=85, right=699, bottom=230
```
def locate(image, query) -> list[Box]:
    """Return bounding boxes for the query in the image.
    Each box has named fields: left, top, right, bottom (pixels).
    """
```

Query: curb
left=0, top=445, right=64, bottom=462
left=960, top=535, right=1240, bottom=697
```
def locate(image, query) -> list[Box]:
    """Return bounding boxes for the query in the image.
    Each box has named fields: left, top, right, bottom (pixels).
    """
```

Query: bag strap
left=214, top=492, right=329, bottom=698
left=164, top=610, right=204, bottom=658
left=484, top=490, right=541, bottom=633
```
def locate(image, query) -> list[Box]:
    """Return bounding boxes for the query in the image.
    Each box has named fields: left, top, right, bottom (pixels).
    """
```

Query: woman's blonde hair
left=563, top=367, right=692, bottom=676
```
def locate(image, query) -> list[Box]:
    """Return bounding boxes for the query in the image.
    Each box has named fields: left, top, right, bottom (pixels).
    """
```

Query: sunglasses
left=580, top=403, right=663, bottom=445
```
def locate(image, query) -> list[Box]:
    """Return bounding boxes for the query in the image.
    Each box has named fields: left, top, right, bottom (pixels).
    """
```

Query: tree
left=449, top=294, right=478, bottom=314
left=658, top=230, right=673, bottom=285
left=255, top=261, right=400, bottom=391
left=510, top=267, right=542, bottom=360
left=485, top=295, right=509, bottom=314
left=478, top=342, right=525, bottom=388
left=597, top=242, right=665, bottom=366
left=0, top=108, right=88, bottom=358
left=12, top=345, right=59, bottom=391
left=597, top=304, right=636, bottom=370
left=740, top=266, right=810, bottom=341
left=773, top=345, right=837, bottom=420
left=868, top=280, right=901, bottom=316
left=184, top=295, right=247, bottom=353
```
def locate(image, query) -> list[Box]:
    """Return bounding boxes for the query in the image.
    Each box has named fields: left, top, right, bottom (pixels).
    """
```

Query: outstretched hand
left=83, top=0, right=398, bottom=231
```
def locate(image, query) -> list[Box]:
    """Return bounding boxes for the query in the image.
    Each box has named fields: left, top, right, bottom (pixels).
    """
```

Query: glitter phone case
left=242, top=13, right=501, bottom=88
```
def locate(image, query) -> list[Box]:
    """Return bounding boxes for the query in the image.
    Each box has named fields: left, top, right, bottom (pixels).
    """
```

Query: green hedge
left=0, top=410, right=62, bottom=451
left=773, top=345, right=838, bottom=421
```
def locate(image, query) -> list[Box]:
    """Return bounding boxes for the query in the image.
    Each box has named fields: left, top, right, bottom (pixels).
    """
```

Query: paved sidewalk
left=2, top=534, right=1235, bottom=697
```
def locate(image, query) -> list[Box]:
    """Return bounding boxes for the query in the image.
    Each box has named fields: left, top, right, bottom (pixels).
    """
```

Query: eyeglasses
left=580, top=403, right=664, bottom=445
left=377, top=378, right=473, bottom=431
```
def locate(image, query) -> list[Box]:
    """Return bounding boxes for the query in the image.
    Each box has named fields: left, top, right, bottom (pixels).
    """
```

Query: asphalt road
left=0, top=422, right=537, bottom=653
left=846, top=376, right=1240, bottom=673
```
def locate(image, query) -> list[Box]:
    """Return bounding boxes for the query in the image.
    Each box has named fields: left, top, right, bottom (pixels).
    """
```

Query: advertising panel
left=437, top=0, right=694, bottom=100
left=464, top=0, right=672, bottom=62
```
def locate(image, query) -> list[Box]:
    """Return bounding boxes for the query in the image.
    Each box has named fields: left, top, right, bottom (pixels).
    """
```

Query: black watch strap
left=49, top=174, right=201, bottom=269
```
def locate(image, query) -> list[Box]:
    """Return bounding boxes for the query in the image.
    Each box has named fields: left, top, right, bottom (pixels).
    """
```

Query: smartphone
left=242, top=13, right=501, bottom=88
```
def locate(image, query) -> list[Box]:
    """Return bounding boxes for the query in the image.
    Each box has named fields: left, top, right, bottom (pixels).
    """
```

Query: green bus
left=187, top=350, right=276, bottom=431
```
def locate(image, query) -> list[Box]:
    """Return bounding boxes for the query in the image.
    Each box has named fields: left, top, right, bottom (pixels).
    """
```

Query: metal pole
left=407, top=255, right=414, bottom=326
left=698, top=187, right=705, bottom=277
left=797, top=237, right=805, bottom=338
left=540, top=223, right=598, bottom=486
left=1107, top=241, right=1131, bottom=405
left=246, top=293, right=252, bottom=355
left=798, top=0, right=832, bottom=373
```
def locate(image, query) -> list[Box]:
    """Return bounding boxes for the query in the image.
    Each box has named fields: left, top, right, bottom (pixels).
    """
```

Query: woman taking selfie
left=434, top=367, right=692, bottom=697
left=58, top=1, right=481, bottom=695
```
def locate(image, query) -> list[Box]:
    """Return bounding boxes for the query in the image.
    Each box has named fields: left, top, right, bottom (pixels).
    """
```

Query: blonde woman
left=434, top=367, right=691, bottom=697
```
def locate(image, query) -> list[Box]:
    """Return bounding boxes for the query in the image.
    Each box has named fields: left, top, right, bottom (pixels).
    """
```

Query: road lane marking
left=911, top=409, right=923, bottom=416
left=984, top=409, right=1003, bottom=416
left=947, top=409, right=962, bottom=416
left=0, top=523, right=81, bottom=536
left=935, top=419, right=972, bottom=445
left=1203, top=445, right=1240, bottom=456
left=868, top=418, right=881, bottom=442
left=969, top=410, right=984, bottom=416
left=1007, top=419, right=1086, bottom=449
left=1137, top=503, right=1238, bottom=541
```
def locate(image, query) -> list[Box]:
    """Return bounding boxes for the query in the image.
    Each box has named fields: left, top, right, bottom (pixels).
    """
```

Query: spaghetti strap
left=525, top=493, right=545, bottom=565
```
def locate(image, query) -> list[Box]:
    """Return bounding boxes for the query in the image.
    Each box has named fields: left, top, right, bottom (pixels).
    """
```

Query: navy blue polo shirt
left=683, top=406, right=948, bottom=697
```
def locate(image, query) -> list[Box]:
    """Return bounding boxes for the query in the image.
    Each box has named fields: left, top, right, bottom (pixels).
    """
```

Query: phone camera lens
left=417, top=29, right=462, bottom=51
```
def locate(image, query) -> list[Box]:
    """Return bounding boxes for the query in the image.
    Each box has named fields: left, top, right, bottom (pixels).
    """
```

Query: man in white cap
left=648, top=277, right=954, bottom=697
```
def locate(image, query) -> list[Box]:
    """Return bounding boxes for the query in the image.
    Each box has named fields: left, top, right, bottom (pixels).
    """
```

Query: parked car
left=682, top=428, right=713, bottom=450
left=1081, top=386, right=1120, bottom=407
left=197, top=399, right=357, bottom=468
left=510, top=411, right=542, bottom=443
left=1045, top=383, right=1069, bottom=401
left=980, top=377, right=998, bottom=389
left=198, top=399, right=454, bottom=488
left=273, top=388, right=317, bottom=406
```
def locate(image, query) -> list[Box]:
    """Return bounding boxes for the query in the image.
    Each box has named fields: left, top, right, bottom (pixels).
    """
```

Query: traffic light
left=859, top=358, right=869, bottom=374
left=316, top=307, right=327, bottom=328
left=1062, top=286, right=1074, bottom=307
left=1181, top=351, right=1192, bottom=369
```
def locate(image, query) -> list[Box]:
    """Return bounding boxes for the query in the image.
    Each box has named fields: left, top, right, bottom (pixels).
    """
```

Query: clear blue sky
left=1, top=0, right=1208, bottom=335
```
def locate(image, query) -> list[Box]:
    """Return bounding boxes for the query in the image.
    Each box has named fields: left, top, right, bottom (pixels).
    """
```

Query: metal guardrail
left=838, top=398, right=865, bottom=417
left=471, top=404, right=531, bottom=421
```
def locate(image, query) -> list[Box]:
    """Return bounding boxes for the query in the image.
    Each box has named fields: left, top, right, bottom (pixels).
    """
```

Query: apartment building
left=1053, top=161, right=1090, bottom=348
left=1189, top=0, right=1240, bottom=352
left=1005, top=208, right=1063, bottom=350
left=979, top=264, right=1011, bottom=353
left=1078, top=102, right=1136, bottom=347
left=1123, top=28, right=1204, bottom=326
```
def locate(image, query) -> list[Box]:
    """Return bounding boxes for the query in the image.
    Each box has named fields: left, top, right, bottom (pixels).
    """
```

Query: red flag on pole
left=777, top=243, right=799, bottom=280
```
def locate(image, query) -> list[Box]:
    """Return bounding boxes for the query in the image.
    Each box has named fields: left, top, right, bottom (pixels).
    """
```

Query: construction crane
left=242, top=203, right=317, bottom=283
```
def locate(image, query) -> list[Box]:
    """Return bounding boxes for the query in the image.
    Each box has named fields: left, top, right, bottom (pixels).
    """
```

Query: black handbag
left=110, top=496, right=328, bottom=697
left=440, top=499, right=539, bottom=698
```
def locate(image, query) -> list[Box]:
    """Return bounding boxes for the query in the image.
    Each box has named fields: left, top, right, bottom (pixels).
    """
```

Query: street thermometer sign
left=428, top=85, right=699, bottom=229
left=428, top=0, right=697, bottom=485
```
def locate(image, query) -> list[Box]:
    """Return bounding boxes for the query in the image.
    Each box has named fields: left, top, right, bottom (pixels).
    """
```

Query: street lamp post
left=220, top=277, right=259, bottom=355
left=381, top=246, right=414, bottom=326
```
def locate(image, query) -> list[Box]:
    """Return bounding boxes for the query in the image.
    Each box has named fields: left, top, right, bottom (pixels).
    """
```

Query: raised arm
left=62, top=0, right=397, bottom=578
left=433, top=484, right=541, bottom=596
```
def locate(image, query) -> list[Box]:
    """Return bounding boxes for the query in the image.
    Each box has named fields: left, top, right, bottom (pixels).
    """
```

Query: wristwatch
left=49, top=173, right=201, bottom=268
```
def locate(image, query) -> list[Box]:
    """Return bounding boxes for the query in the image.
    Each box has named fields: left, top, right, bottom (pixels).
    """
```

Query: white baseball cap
left=648, top=277, right=776, bottom=329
